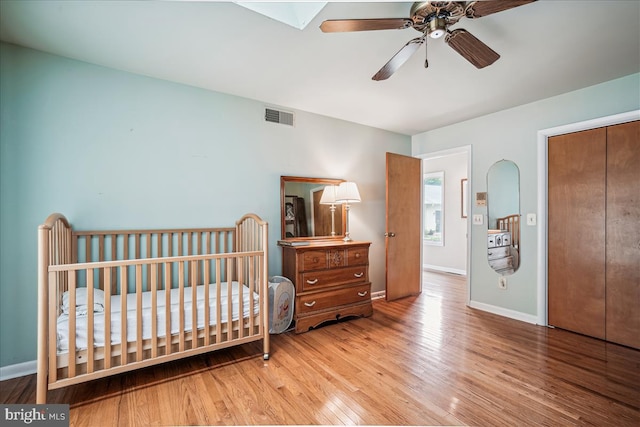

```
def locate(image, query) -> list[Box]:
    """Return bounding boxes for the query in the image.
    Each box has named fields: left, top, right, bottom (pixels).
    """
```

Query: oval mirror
left=487, top=160, right=521, bottom=275
left=280, top=176, right=346, bottom=240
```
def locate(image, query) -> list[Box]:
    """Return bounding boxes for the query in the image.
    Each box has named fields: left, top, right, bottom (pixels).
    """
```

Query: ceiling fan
left=320, top=1, right=537, bottom=81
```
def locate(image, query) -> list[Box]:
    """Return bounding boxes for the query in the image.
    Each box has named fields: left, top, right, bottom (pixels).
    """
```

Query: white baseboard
left=468, top=300, right=538, bottom=325
left=423, top=264, right=466, bottom=276
left=0, top=360, right=36, bottom=381
left=371, top=290, right=385, bottom=300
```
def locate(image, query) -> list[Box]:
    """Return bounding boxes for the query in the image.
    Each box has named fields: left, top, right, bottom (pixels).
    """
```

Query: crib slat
left=98, top=236, right=105, bottom=290
left=197, top=233, right=203, bottom=284
left=48, top=271, right=58, bottom=384
left=87, top=270, right=95, bottom=374
left=146, top=233, right=151, bottom=291
left=215, top=259, right=222, bottom=343
left=85, top=237, right=91, bottom=271
left=238, top=257, right=244, bottom=339
left=157, top=234, right=163, bottom=290
left=186, top=233, right=191, bottom=284
left=123, top=234, right=129, bottom=260
left=120, top=267, right=128, bottom=366
left=164, top=263, right=172, bottom=356
left=191, top=261, right=197, bottom=349
left=136, top=264, right=143, bottom=362
left=104, top=268, right=112, bottom=369
left=151, top=264, right=158, bottom=358
left=204, top=256, right=211, bottom=346
left=227, top=276, right=233, bottom=340
left=68, top=273, right=76, bottom=379
left=178, top=262, right=185, bottom=353
left=135, top=234, right=141, bottom=260
left=111, top=234, right=117, bottom=293
left=248, top=256, right=255, bottom=331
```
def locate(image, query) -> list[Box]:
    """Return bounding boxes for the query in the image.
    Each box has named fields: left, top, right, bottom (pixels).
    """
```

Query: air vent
left=265, top=108, right=294, bottom=126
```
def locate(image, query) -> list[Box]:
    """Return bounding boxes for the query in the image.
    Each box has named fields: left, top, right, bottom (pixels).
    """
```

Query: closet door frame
left=536, top=110, right=640, bottom=326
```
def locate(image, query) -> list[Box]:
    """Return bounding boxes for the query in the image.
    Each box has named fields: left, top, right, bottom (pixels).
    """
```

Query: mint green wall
left=412, top=73, right=640, bottom=318
left=0, top=42, right=410, bottom=367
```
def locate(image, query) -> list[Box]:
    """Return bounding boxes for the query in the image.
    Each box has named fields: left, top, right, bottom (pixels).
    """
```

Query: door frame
left=417, top=145, right=472, bottom=304
left=536, top=110, right=640, bottom=326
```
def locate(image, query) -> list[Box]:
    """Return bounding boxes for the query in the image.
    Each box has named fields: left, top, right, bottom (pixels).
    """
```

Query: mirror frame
left=280, top=176, right=346, bottom=240
left=486, top=160, right=521, bottom=275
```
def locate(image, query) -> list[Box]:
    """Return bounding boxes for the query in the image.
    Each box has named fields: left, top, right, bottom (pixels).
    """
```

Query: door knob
left=385, top=232, right=396, bottom=237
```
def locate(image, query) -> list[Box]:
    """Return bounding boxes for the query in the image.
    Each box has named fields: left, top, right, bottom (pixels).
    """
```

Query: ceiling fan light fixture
left=428, top=17, right=446, bottom=38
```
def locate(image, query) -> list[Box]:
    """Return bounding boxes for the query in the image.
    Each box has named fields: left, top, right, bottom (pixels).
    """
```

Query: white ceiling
left=1, top=1, right=639, bottom=136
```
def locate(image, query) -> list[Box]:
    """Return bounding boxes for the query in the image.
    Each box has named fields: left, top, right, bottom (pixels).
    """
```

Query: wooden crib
left=36, top=213, right=269, bottom=404
left=497, top=214, right=520, bottom=249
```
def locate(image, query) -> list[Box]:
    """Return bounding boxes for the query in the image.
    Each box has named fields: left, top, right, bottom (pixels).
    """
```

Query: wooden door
left=606, top=120, right=640, bottom=349
left=385, top=153, right=422, bottom=301
left=548, top=128, right=606, bottom=339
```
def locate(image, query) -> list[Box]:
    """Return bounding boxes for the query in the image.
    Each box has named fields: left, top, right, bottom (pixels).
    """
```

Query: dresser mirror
left=280, top=176, right=346, bottom=240
left=486, top=160, right=521, bottom=275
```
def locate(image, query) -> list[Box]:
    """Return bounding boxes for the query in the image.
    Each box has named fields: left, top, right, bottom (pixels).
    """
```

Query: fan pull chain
left=424, top=40, right=429, bottom=68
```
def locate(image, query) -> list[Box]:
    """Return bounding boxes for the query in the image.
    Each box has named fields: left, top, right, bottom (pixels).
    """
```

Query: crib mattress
left=56, top=282, right=259, bottom=353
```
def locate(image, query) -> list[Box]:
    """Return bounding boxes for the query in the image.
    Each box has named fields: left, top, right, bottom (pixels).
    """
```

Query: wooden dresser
left=280, top=240, right=372, bottom=333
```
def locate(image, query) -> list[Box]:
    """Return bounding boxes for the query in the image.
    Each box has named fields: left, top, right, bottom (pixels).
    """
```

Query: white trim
left=423, top=264, right=466, bottom=276
left=371, top=290, right=386, bottom=300
left=0, top=360, right=36, bottom=381
left=536, top=110, right=640, bottom=326
left=469, top=300, right=538, bottom=325
left=417, top=145, right=472, bottom=304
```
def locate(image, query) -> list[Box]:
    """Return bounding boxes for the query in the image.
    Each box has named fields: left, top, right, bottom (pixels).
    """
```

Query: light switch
left=527, top=213, right=537, bottom=226
left=473, top=214, right=483, bottom=225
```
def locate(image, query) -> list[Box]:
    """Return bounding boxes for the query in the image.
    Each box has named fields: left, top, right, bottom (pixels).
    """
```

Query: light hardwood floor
left=2, top=271, right=639, bottom=426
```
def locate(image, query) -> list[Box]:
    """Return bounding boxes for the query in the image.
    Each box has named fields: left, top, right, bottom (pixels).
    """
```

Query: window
left=424, top=171, right=444, bottom=246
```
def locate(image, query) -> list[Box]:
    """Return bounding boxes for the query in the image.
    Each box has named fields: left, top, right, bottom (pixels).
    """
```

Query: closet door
left=548, top=128, right=606, bottom=339
left=606, top=120, right=640, bottom=349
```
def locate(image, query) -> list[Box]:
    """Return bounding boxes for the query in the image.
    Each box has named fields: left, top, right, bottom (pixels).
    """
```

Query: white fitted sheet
left=56, top=282, right=259, bottom=353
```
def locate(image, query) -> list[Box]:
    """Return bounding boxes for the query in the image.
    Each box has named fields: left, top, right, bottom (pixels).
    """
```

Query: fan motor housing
left=410, top=1, right=466, bottom=32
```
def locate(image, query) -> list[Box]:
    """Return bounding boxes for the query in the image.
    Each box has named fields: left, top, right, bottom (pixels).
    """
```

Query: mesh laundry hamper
left=268, top=276, right=295, bottom=334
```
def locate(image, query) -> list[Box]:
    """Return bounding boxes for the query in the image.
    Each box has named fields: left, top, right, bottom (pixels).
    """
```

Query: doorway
left=418, top=146, right=471, bottom=301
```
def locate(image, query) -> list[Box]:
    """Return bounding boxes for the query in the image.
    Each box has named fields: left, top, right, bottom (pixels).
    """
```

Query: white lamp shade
left=319, top=185, right=340, bottom=205
left=336, top=181, right=361, bottom=203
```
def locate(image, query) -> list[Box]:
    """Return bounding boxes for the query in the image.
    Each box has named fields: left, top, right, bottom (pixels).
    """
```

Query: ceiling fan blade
left=372, top=37, right=425, bottom=81
left=445, top=29, right=500, bottom=69
left=465, top=0, right=537, bottom=19
left=320, top=18, right=413, bottom=33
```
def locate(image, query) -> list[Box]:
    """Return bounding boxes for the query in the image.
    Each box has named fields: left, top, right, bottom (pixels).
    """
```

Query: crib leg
left=36, top=371, right=46, bottom=404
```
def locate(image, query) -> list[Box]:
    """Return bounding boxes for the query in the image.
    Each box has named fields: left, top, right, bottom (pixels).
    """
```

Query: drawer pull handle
left=358, top=291, right=368, bottom=297
left=355, top=253, right=361, bottom=258
left=306, top=278, right=319, bottom=285
left=304, top=301, right=317, bottom=307
left=354, top=272, right=364, bottom=278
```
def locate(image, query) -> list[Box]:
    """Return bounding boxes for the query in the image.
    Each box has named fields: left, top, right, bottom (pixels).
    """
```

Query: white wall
left=0, top=42, right=411, bottom=367
left=412, top=73, right=640, bottom=322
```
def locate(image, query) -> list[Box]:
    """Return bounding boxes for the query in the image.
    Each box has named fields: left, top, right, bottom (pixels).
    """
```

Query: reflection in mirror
left=487, top=160, right=521, bottom=275
left=281, top=176, right=345, bottom=240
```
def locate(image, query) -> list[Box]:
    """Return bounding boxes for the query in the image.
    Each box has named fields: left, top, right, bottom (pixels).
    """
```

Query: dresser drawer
left=347, top=246, right=368, bottom=266
left=301, top=250, right=328, bottom=271
left=301, top=266, right=368, bottom=291
left=297, top=283, right=371, bottom=315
